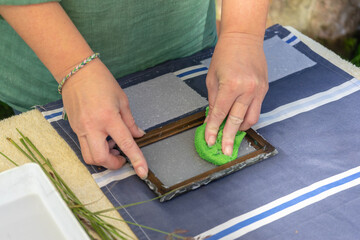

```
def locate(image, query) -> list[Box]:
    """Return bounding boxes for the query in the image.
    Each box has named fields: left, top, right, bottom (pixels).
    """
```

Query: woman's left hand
left=205, top=32, right=268, bottom=156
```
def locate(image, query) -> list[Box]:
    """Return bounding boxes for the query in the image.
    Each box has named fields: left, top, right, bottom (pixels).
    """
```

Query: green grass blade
left=0, top=151, right=18, bottom=166
left=7, top=137, right=34, bottom=163
left=98, top=214, right=188, bottom=239
left=94, top=188, right=179, bottom=215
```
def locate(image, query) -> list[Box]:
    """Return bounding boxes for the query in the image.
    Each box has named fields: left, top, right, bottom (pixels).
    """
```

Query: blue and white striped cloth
left=37, top=24, right=360, bottom=239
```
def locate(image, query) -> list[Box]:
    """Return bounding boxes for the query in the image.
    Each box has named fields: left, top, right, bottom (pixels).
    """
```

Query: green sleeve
left=0, top=0, right=60, bottom=5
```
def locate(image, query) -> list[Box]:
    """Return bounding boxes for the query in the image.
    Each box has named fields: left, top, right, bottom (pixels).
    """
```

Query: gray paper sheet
left=141, top=128, right=256, bottom=187
left=124, top=73, right=208, bottom=130
left=201, top=35, right=316, bottom=83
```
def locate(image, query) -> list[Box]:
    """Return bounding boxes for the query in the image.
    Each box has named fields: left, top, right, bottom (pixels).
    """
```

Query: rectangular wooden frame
left=135, top=110, right=278, bottom=202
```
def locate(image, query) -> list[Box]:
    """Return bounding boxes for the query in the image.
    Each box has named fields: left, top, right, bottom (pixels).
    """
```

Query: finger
left=205, top=69, right=219, bottom=123
left=239, top=75, right=268, bottom=130
left=222, top=96, right=253, bottom=156
left=86, top=132, right=126, bottom=170
left=107, top=116, right=148, bottom=179
left=108, top=139, right=122, bottom=156
left=108, top=139, right=116, bottom=149
left=110, top=148, right=121, bottom=156
left=239, top=97, right=263, bottom=131
left=119, top=95, right=145, bottom=138
left=79, top=136, right=94, bottom=164
left=205, top=86, right=236, bottom=146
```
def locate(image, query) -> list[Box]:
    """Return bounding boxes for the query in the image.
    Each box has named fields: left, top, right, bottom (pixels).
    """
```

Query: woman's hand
left=205, top=33, right=268, bottom=156
left=0, top=2, right=148, bottom=179
left=61, top=59, right=148, bottom=179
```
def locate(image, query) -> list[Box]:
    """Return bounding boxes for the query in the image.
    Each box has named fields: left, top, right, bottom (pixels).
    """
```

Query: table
left=2, top=24, right=360, bottom=239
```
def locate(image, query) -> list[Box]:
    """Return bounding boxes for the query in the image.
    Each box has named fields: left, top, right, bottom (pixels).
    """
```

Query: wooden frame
left=135, top=110, right=278, bottom=202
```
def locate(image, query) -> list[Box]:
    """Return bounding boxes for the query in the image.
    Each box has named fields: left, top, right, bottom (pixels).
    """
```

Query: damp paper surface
left=141, top=128, right=256, bottom=187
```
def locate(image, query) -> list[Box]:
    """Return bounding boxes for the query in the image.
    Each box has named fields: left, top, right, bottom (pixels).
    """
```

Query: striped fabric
left=197, top=166, right=360, bottom=239
left=254, top=78, right=360, bottom=130
left=37, top=25, right=360, bottom=239
left=282, top=33, right=301, bottom=46
left=41, top=107, right=63, bottom=123
left=174, top=65, right=209, bottom=80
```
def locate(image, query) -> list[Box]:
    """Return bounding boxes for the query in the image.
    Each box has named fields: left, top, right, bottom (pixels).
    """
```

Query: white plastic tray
left=0, top=163, right=89, bottom=240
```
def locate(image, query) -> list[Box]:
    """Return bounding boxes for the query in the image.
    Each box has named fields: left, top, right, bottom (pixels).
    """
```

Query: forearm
left=0, top=2, right=94, bottom=82
left=220, top=0, right=269, bottom=40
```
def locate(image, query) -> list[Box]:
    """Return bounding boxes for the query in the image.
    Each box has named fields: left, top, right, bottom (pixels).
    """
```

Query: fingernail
left=207, top=136, right=216, bottom=147
left=224, top=146, right=233, bottom=156
left=138, top=127, right=146, bottom=135
left=137, top=167, right=148, bottom=180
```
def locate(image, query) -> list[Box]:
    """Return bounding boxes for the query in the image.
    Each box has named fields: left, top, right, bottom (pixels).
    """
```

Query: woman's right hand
left=61, top=58, right=148, bottom=179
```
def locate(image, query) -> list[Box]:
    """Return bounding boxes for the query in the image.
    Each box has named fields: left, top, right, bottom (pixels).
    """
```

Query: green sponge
left=194, top=108, right=246, bottom=165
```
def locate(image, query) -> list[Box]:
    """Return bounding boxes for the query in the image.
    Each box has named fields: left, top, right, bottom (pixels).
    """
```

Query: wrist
left=53, top=51, right=95, bottom=83
left=60, top=57, right=112, bottom=95
left=218, top=32, right=264, bottom=47
left=220, top=27, right=266, bottom=41
left=220, top=0, right=269, bottom=41
left=57, top=53, right=101, bottom=95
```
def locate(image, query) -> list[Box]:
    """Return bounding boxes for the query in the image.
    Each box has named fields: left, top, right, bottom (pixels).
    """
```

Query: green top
left=0, top=0, right=217, bottom=112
